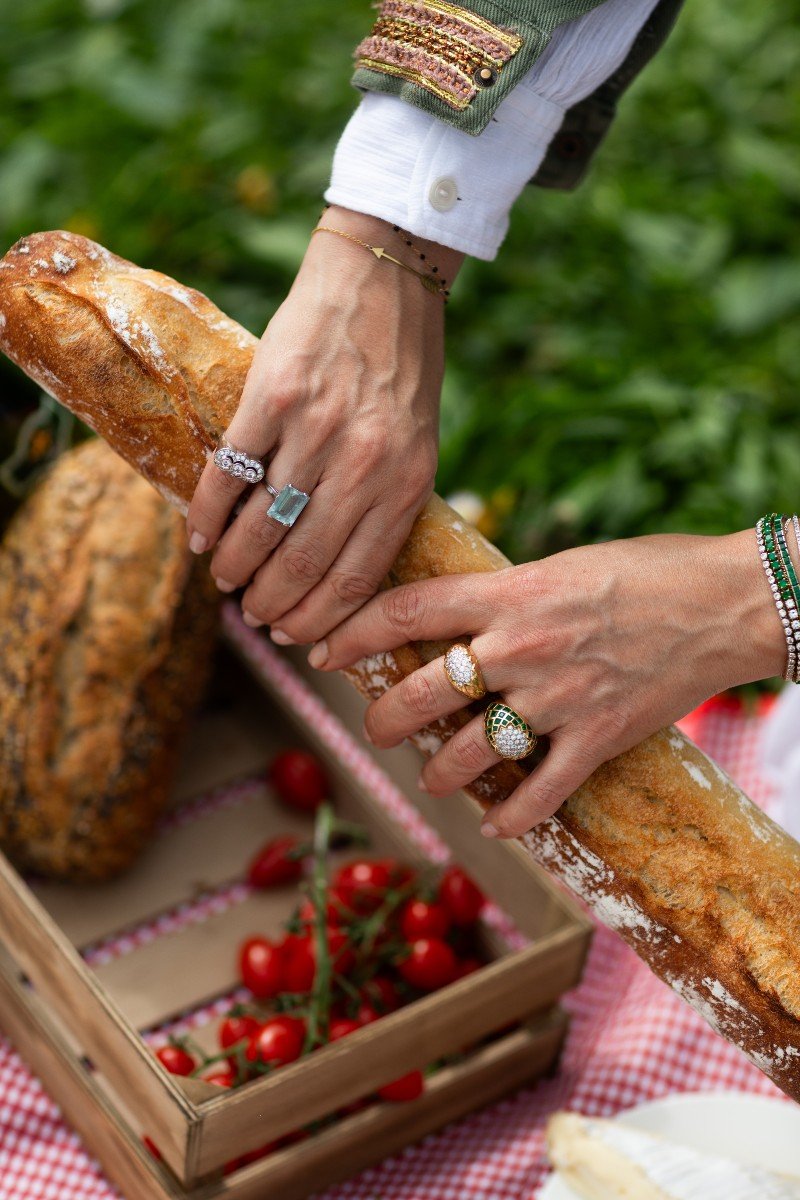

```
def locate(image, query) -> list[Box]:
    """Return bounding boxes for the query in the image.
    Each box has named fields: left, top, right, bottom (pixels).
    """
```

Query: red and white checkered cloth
left=0, top=631, right=787, bottom=1199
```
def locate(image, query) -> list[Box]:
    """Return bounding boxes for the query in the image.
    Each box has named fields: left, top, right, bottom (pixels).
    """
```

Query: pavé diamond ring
left=484, top=701, right=537, bottom=761
left=213, top=437, right=265, bottom=485
left=264, top=479, right=311, bottom=528
left=444, top=643, right=486, bottom=701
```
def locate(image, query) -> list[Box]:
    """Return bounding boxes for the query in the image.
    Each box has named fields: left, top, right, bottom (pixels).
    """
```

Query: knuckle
left=329, top=571, right=378, bottom=606
left=404, top=670, right=438, bottom=719
left=457, top=732, right=490, bottom=775
left=281, top=542, right=326, bottom=585
left=383, top=583, right=426, bottom=637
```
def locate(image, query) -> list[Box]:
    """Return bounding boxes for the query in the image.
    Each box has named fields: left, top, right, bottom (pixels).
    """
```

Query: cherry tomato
left=378, top=1069, right=424, bottom=1102
left=246, top=1016, right=306, bottom=1067
left=399, top=898, right=451, bottom=941
left=238, top=936, right=285, bottom=999
left=204, top=1069, right=235, bottom=1088
left=360, top=975, right=400, bottom=1013
left=219, top=1012, right=260, bottom=1053
left=334, top=859, right=392, bottom=914
left=283, top=929, right=355, bottom=992
left=373, top=857, right=416, bottom=889
left=328, top=1017, right=361, bottom=1041
left=438, top=866, right=485, bottom=927
left=142, top=1136, right=162, bottom=1161
left=355, top=1002, right=381, bottom=1025
left=248, top=836, right=304, bottom=889
left=451, top=956, right=482, bottom=981
left=269, top=749, right=328, bottom=811
left=156, top=1044, right=196, bottom=1076
left=398, top=938, right=456, bottom=991
left=298, top=894, right=346, bottom=928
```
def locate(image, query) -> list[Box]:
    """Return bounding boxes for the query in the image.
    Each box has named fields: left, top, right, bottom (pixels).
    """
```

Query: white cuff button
left=428, top=177, right=458, bottom=212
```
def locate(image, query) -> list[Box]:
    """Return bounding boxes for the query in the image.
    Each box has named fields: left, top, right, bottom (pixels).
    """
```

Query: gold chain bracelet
left=311, top=215, right=450, bottom=302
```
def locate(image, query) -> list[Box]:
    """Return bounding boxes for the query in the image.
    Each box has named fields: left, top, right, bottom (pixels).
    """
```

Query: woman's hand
left=185, top=205, right=464, bottom=645
left=307, top=530, right=785, bottom=838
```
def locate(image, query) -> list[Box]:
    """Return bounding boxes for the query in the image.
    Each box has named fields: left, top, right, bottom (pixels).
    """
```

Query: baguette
left=1, top=230, right=798, bottom=1097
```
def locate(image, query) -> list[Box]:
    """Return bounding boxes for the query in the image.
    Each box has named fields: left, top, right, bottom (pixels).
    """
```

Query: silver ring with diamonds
left=484, top=701, right=537, bottom=761
left=213, top=437, right=265, bottom=485
left=264, top=480, right=311, bottom=528
left=444, top=643, right=486, bottom=701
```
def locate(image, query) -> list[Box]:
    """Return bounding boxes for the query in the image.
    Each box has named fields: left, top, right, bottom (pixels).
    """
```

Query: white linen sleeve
left=324, top=0, right=659, bottom=260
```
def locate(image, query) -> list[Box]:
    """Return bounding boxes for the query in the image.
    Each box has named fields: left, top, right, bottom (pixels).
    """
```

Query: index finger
left=309, top=573, right=491, bottom=671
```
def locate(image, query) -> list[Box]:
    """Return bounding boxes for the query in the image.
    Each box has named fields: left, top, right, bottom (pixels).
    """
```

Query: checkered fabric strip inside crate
left=0, top=624, right=788, bottom=1199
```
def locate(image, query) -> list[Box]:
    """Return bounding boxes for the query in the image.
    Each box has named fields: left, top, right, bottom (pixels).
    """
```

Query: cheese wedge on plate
left=546, top=1112, right=800, bottom=1200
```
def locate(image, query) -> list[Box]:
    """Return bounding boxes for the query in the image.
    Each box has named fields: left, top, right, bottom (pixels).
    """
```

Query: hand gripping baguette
left=1, top=231, right=799, bottom=1099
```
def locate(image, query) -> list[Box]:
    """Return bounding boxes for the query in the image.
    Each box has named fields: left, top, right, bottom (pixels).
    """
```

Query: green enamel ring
left=484, top=701, right=537, bottom=761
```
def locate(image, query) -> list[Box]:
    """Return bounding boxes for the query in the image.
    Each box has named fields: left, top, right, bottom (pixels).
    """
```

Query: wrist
left=309, top=204, right=465, bottom=287
left=724, top=527, right=788, bottom=683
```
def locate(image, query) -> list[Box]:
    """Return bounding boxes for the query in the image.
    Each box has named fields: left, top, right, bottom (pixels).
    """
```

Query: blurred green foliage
left=1, top=0, right=799, bottom=558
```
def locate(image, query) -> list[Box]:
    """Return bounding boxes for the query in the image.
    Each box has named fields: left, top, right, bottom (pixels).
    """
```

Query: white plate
left=538, top=1091, right=800, bottom=1199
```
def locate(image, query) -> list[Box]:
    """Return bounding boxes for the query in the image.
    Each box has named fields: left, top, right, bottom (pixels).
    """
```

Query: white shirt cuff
left=325, top=0, right=659, bottom=261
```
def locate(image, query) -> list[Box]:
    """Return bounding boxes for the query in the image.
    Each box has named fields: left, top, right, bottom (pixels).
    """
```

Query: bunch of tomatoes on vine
left=150, top=750, right=487, bottom=1170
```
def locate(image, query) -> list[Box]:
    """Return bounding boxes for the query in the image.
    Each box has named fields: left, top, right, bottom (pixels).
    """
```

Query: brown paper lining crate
left=0, top=626, right=592, bottom=1198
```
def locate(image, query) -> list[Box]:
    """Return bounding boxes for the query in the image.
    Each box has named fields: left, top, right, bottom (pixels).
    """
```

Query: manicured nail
left=242, top=611, right=264, bottom=628
left=189, top=531, right=208, bottom=555
left=270, top=629, right=294, bottom=645
left=308, top=640, right=329, bottom=668
left=481, top=822, right=499, bottom=838
left=215, top=577, right=237, bottom=593
left=416, top=775, right=428, bottom=793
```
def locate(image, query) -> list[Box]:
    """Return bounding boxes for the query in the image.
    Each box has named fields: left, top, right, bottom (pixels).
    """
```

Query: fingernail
left=189, top=531, right=208, bottom=555
left=480, top=822, right=499, bottom=838
left=308, top=640, right=328, bottom=668
left=242, top=611, right=264, bottom=628
left=416, top=775, right=428, bottom=793
left=215, top=578, right=237, bottom=593
left=362, top=724, right=373, bottom=745
left=270, top=629, right=295, bottom=645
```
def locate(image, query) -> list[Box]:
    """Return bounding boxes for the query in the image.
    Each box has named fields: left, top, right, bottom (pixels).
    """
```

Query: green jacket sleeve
left=349, top=0, right=683, bottom=188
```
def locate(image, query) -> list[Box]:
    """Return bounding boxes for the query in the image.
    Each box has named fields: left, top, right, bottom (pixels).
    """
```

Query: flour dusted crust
left=1, top=232, right=798, bottom=1096
left=0, top=438, right=218, bottom=881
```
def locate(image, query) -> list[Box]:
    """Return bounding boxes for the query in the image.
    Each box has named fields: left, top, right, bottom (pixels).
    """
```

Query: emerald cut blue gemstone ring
left=265, top=481, right=311, bottom=528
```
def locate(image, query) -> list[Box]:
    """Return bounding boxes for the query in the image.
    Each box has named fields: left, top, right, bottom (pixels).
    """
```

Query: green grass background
left=1, top=0, right=798, bottom=559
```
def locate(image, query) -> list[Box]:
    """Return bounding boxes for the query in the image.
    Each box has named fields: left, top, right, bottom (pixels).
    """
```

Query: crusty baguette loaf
left=0, top=437, right=219, bottom=881
left=1, top=231, right=798, bottom=1098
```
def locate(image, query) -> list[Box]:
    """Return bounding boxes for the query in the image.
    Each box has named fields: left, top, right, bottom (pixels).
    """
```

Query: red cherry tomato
left=328, top=1017, right=361, bottom=1041
left=142, top=1136, right=162, bottom=1161
left=399, top=938, right=456, bottom=991
left=334, top=859, right=392, bottom=914
left=451, top=956, right=482, bottom=981
left=269, top=749, right=328, bottom=811
left=355, top=1002, right=381, bottom=1025
left=298, top=894, right=345, bottom=928
left=373, top=857, right=416, bottom=888
left=284, top=929, right=355, bottom=992
left=399, top=898, right=451, bottom=941
left=378, top=1069, right=424, bottom=1102
left=204, top=1069, right=236, bottom=1088
left=219, top=1012, right=260, bottom=1053
left=248, top=835, right=304, bottom=889
left=238, top=936, right=285, bottom=999
left=245, top=1016, right=306, bottom=1067
left=438, top=866, right=485, bottom=927
left=156, top=1044, right=196, bottom=1076
left=360, top=975, right=400, bottom=1013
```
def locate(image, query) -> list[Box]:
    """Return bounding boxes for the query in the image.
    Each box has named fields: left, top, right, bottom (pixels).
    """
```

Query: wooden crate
left=0, top=626, right=592, bottom=1199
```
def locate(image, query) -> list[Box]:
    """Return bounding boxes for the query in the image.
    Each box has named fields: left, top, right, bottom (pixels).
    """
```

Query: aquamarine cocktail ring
left=264, top=479, right=311, bottom=528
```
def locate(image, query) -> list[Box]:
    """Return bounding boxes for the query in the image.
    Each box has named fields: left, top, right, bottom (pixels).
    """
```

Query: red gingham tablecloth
left=0, top=632, right=787, bottom=1199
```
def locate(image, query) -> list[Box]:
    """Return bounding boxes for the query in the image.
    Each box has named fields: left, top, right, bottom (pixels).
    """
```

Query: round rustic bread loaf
left=0, top=438, right=218, bottom=881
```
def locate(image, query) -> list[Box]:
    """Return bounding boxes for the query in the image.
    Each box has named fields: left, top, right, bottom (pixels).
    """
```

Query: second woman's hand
left=307, top=530, right=786, bottom=838
left=185, top=205, right=464, bottom=644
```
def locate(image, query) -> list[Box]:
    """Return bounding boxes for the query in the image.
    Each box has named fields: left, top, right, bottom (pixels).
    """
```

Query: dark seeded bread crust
left=0, top=438, right=219, bottom=881
left=0, top=231, right=798, bottom=1096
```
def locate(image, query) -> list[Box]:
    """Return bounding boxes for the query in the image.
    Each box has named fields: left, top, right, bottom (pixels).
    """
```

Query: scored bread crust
left=0, top=437, right=219, bottom=881
left=1, top=231, right=798, bottom=1096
